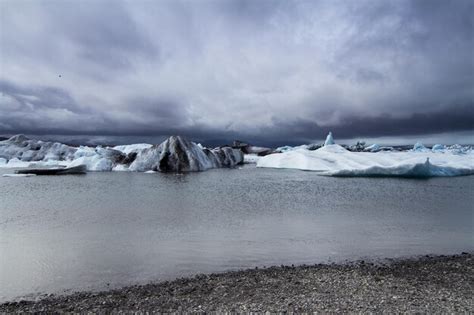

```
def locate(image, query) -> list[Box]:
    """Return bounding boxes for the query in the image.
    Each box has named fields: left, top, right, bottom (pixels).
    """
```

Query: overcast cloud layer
left=0, top=0, right=473, bottom=145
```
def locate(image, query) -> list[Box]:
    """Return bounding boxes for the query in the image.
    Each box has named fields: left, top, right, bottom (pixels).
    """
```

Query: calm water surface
left=0, top=166, right=473, bottom=301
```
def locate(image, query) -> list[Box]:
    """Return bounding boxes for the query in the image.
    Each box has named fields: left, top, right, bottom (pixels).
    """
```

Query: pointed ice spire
left=324, top=132, right=335, bottom=146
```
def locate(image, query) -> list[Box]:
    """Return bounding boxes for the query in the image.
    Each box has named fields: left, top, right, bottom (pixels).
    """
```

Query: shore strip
left=1, top=253, right=472, bottom=313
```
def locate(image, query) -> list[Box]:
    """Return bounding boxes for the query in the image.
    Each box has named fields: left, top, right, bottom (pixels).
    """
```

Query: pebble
left=1, top=253, right=472, bottom=313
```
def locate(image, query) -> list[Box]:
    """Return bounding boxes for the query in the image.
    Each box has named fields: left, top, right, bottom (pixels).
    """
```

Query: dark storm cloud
left=49, top=0, right=158, bottom=71
left=265, top=104, right=474, bottom=143
left=0, top=0, right=473, bottom=145
left=0, top=80, right=85, bottom=112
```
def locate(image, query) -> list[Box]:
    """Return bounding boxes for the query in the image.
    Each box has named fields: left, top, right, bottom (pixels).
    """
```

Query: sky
left=0, top=0, right=473, bottom=146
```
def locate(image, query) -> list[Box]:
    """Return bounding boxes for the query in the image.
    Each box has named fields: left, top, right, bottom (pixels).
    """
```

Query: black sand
left=1, top=253, right=472, bottom=313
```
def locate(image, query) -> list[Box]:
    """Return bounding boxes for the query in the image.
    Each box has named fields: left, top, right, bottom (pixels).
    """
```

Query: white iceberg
left=257, top=141, right=474, bottom=178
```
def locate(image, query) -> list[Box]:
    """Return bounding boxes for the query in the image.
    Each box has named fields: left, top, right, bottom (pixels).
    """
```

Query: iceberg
left=0, top=135, right=77, bottom=163
left=412, top=142, right=429, bottom=152
left=257, top=133, right=474, bottom=178
left=0, top=135, right=243, bottom=173
left=362, top=144, right=395, bottom=153
left=431, top=144, right=445, bottom=152
left=324, top=132, right=335, bottom=146
left=447, top=144, right=472, bottom=155
left=257, top=144, right=474, bottom=177
left=129, top=136, right=243, bottom=172
left=364, top=143, right=380, bottom=152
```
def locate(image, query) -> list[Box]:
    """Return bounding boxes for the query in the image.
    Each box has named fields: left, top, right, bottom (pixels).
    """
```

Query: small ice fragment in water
left=2, top=173, right=37, bottom=177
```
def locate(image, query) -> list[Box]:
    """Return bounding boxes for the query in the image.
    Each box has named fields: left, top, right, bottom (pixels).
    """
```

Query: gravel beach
left=1, top=253, right=472, bottom=313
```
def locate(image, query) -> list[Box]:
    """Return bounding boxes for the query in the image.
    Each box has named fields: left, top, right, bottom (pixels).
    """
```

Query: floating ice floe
left=257, top=133, right=474, bottom=178
left=2, top=173, right=37, bottom=177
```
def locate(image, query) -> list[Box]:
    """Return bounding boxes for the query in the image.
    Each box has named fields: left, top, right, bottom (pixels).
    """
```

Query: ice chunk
left=447, top=144, right=471, bottom=154
left=330, top=157, right=473, bottom=177
left=275, top=145, right=311, bottom=153
left=364, top=144, right=380, bottom=152
left=324, top=132, right=335, bottom=146
left=6, top=158, right=31, bottom=168
left=0, top=135, right=76, bottom=162
left=0, top=157, right=6, bottom=165
left=112, top=164, right=130, bottom=171
left=431, top=144, right=445, bottom=152
left=412, top=142, right=428, bottom=152
left=68, top=155, right=113, bottom=171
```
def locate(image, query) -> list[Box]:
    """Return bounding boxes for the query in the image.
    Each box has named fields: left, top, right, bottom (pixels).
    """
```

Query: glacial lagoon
left=1, top=166, right=473, bottom=301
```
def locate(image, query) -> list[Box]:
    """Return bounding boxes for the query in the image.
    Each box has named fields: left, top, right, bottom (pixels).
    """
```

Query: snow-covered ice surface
left=257, top=133, right=473, bottom=178
left=257, top=144, right=473, bottom=178
left=0, top=135, right=243, bottom=172
left=112, top=143, right=153, bottom=155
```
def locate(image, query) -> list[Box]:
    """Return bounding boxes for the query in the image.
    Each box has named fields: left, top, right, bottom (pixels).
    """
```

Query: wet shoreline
left=1, top=252, right=472, bottom=313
